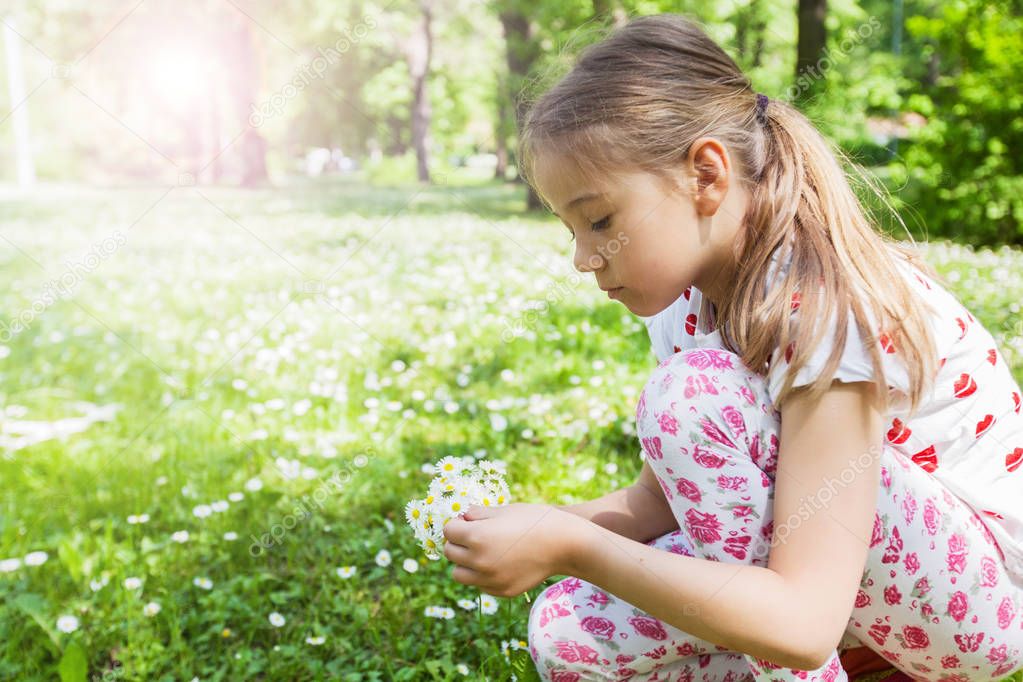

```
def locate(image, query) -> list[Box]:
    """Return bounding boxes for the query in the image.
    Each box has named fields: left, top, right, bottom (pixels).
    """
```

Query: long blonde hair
left=519, top=13, right=941, bottom=417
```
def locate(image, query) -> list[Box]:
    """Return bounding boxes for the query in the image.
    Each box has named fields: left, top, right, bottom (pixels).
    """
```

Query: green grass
left=0, top=178, right=1021, bottom=680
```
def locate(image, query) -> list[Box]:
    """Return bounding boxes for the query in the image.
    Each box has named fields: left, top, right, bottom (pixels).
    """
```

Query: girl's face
left=532, top=140, right=749, bottom=318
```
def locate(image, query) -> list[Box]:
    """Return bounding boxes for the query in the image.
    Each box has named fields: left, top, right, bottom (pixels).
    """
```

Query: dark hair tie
left=755, top=92, right=769, bottom=125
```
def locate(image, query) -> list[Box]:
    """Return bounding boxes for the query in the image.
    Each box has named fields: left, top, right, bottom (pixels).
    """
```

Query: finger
left=442, top=517, right=468, bottom=545
left=442, top=540, right=470, bottom=564
left=451, top=563, right=483, bottom=587
left=462, top=504, right=495, bottom=521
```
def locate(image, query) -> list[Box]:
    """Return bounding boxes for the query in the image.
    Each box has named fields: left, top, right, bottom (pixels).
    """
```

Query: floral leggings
left=528, top=348, right=1023, bottom=681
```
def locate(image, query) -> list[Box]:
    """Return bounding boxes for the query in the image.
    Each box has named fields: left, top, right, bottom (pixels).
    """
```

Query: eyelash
left=567, top=216, right=611, bottom=242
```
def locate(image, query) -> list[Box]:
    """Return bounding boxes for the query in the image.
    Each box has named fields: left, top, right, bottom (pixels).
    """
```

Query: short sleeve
left=765, top=301, right=910, bottom=407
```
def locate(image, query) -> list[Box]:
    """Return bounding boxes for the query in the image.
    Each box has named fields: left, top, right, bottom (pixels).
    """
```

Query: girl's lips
left=606, top=286, right=624, bottom=300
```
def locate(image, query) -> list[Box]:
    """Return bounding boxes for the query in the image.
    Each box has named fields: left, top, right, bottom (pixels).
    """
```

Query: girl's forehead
left=533, top=152, right=612, bottom=210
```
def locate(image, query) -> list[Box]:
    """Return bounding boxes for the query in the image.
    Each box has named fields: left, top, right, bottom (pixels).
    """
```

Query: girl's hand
left=442, top=502, right=579, bottom=598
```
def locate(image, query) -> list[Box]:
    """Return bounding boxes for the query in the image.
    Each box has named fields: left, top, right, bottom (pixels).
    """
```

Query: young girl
left=440, top=13, right=1023, bottom=682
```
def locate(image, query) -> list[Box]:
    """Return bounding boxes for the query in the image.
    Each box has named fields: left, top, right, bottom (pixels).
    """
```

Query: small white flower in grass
left=23, top=551, right=48, bottom=566
left=336, top=566, right=356, bottom=578
left=489, top=413, right=508, bottom=432
left=374, top=549, right=391, bottom=567
left=89, top=576, right=109, bottom=592
left=305, top=635, right=325, bottom=645
left=143, top=601, right=161, bottom=617
left=268, top=611, right=285, bottom=627
left=193, top=504, right=212, bottom=519
left=210, top=500, right=229, bottom=513
left=500, top=369, right=515, bottom=382
left=456, top=663, right=470, bottom=676
left=127, top=513, right=150, bottom=524
left=56, top=615, right=79, bottom=633
left=171, top=530, right=189, bottom=543
left=228, top=492, right=244, bottom=502
left=193, top=577, right=213, bottom=590
left=223, top=531, right=238, bottom=541
left=402, top=558, right=418, bottom=573
left=457, top=599, right=476, bottom=611
left=479, top=594, right=499, bottom=615
left=0, top=558, right=21, bottom=573
left=424, top=605, right=455, bottom=619
left=244, top=477, right=263, bottom=492
left=123, top=576, right=142, bottom=590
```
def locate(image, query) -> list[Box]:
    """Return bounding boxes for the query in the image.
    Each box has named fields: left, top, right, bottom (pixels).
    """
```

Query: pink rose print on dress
left=716, top=474, right=748, bottom=492
left=554, top=640, right=600, bottom=664
left=902, top=493, right=917, bottom=524
left=685, top=508, right=723, bottom=544
left=947, top=591, right=969, bottom=622
left=586, top=590, right=610, bottom=607
left=692, top=444, right=727, bottom=469
left=947, top=533, right=967, bottom=575
left=723, top=535, right=751, bottom=560
left=656, top=411, right=680, bottom=437
left=980, top=556, right=999, bottom=587
left=903, top=551, right=920, bottom=575
left=869, top=513, right=886, bottom=548
left=884, top=584, right=902, bottom=606
left=641, top=436, right=664, bottom=461
left=738, top=385, right=756, bottom=405
left=923, top=498, right=942, bottom=535
left=868, top=623, right=891, bottom=646
left=550, top=671, right=581, bottom=682
left=855, top=590, right=871, bottom=608
left=720, top=405, right=746, bottom=436
left=896, top=625, right=930, bottom=650
left=675, top=477, right=702, bottom=503
left=997, top=595, right=1016, bottom=629
left=699, top=417, right=737, bottom=448
left=539, top=601, right=572, bottom=627
left=683, top=374, right=720, bottom=398
left=627, top=615, right=668, bottom=641
left=940, top=654, right=960, bottom=669
left=580, top=616, right=616, bottom=640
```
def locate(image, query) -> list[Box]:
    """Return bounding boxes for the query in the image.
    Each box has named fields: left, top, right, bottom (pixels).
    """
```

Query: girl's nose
left=574, top=244, right=605, bottom=273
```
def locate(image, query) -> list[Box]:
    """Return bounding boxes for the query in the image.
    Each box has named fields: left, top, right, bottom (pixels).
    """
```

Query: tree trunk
left=593, top=0, right=627, bottom=27
left=3, top=16, right=36, bottom=187
left=498, top=4, right=543, bottom=210
left=795, top=0, right=827, bottom=107
left=494, top=73, right=510, bottom=181
left=407, top=0, right=434, bottom=184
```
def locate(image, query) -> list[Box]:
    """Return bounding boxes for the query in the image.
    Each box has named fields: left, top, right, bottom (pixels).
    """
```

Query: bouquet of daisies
left=405, top=455, right=511, bottom=560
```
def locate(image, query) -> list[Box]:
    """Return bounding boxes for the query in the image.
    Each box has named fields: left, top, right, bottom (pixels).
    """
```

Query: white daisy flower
left=192, top=504, right=212, bottom=518
left=402, top=558, right=418, bottom=573
left=123, top=576, right=142, bottom=590
left=56, top=615, right=79, bottom=633
left=457, top=599, right=476, bottom=611
left=193, top=577, right=213, bottom=590
left=171, top=530, right=189, bottom=543
left=456, top=663, right=470, bottom=675
left=223, top=531, right=238, bottom=541
left=374, top=549, right=391, bottom=567
left=268, top=611, right=285, bottom=627
left=336, top=566, right=356, bottom=578
left=228, top=492, right=244, bottom=502
left=89, top=576, right=109, bottom=592
left=0, top=558, right=21, bottom=573
left=305, top=635, right=325, bottom=645
left=489, top=413, right=508, bottom=432
left=143, top=601, right=161, bottom=617
left=210, top=500, right=229, bottom=513
left=244, top=477, right=263, bottom=492
left=479, top=593, right=499, bottom=615
left=23, top=551, right=48, bottom=566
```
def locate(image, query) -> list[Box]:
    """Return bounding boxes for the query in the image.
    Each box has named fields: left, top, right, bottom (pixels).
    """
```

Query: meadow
left=1, top=177, right=1022, bottom=681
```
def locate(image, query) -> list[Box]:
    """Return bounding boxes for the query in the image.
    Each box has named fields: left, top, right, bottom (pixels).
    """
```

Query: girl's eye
left=590, top=216, right=611, bottom=231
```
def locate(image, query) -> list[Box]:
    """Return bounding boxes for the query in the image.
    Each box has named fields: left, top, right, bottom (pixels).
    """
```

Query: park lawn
left=0, top=178, right=1021, bottom=681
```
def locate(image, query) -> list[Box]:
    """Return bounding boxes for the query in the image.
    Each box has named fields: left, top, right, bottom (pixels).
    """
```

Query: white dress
left=640, top=244, right=1023, bottom=584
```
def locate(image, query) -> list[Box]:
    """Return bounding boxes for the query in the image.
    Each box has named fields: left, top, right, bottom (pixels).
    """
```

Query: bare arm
left=556, top=460, right=679, bottom=545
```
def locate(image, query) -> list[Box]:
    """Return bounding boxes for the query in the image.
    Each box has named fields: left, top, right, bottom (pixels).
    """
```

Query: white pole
left=3, top=15, right=36, bottom=187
